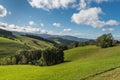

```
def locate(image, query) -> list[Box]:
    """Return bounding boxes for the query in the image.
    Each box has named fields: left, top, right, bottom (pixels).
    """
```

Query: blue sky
left=0, top=0, right=120, bottom=39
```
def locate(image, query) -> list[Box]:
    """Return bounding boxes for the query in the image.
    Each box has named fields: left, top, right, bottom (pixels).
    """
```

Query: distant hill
left=24, top=34, right=56, bottom=44
left=35, top=34, right=91, bottom=42
left=0, top=29, right=14, bottom=39
left=48, top=37, right=74, bottom=46
left=12, top=31, right=91, bottom=42
left=58, top=35, right=90, bottom=42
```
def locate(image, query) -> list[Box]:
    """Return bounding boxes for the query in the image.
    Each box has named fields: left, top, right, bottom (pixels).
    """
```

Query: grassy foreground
left=87, top=67, right=120, bottom=80
left=0, top=46, right=120, bottom=80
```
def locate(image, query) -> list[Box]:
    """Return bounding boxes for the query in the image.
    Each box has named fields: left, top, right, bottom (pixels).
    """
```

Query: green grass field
left=0, top=37, right=29, bottom=58
left=0, top=46, right=120, bottom=80
left=87, top=67, right=120, bottom=80
left=0, top=36, right=54, bottom=58
left=16, top=36, right=54, bottom=49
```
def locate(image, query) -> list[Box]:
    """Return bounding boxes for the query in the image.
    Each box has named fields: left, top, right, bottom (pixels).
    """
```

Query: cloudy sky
left=0, top=0, right=120, bottom=39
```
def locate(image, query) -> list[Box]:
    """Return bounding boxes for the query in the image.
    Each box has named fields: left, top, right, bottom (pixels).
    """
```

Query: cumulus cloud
left=72, top=7, right=120, bottom=28
left=29, top=21, right=35, bottom=26
left=72, top=7, right=105, bottom=28
left=63, top=28, right=72, bottom=32
left=28, top=0, right=76, bottom=11
left=78, top=0, right=86, bottom=10
left=0, top=22, right=48, bottom=34
left=94, top=0, right=109, bottom=3
left=0, top=5, right=7, bottom=17
left=78, top=0, right=110, bottom=10
left=72, top=0, right=120, bottom=28
left=53, top=23, right=61, bottom=27
left=106, top=20, right=120, bottom=26
left=102, top=28, right=114, bottom=31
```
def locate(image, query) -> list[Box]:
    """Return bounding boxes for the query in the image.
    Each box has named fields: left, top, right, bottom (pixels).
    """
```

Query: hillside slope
left=0, top=46, right=120, bottom=80
left=0, top=35, right=54, bottom=58
left=16, top=36, right=54, bottom=49
left=48, top=37, right=74, bottom=46
left=0, top=37, right=29, bottom=58
left=0, top=29, right=13, bottom=38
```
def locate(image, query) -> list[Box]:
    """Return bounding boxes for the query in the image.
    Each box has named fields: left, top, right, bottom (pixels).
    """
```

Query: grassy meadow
left=0, top=36, right=54, bottom=58
left=87, top=67, right=120, bottom=80
left=0, top=46, right=120, bottom=80
left=0, top=37, right=29, bottom=58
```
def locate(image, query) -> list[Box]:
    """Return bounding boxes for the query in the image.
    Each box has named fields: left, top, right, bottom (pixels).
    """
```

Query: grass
left=0, top=37, right=29, bottom=58
left=87, top=68, right=120, bottom=80
left=0, top=46, right=120, bottom=80
left=16, top=36, right=54, bottom=49
left=0, top=36, right=54, bottom=58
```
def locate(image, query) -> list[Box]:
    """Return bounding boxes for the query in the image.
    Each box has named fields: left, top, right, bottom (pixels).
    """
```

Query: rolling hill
left=0, top=37, right=29, bottom=58
left=48, top=37, right=74, bottom=46
left=0, top=46, right=120, bottom=80
left=0, top=29, right=13, bottom=38
left=0, top=36, right=55, bottom=58
left=1, top=28, right=120, bottom=80
left=0, top=29, right=56, bottom=58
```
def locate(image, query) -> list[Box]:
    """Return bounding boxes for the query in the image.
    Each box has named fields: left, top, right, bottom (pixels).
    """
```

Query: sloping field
left=0, top=36, right=54, bottom=58
left=16, top=36, right=54, bottom=49
left=0, top=46, right=120, bottom=80
left=0, top=37, right=29, bottom=58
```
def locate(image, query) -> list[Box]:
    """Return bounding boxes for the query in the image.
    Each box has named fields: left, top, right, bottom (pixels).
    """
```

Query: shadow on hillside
left=63, top=60, right=71, bottom=63
left=51, top=60, right=71, bottom=66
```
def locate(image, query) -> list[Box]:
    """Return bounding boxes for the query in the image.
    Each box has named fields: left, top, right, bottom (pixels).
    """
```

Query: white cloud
left=71, top=7, right=120, bottom=28
left=78, top=0, right=86, bottom=10
left=102, top=28, right=114, bottom=31
left=78, top=0, right=110, bottom=10
left=72, top=7, right=104, bottom=28
left=0, top=5, right=7, bottom=17
left=106, top=20, right=120, bottom=26
left=0, top=22, right=48, bottom=34
left=94, top=0, right=109, bottom=3
left=28, top=0, right=76, bottom=11
left=71, top=0, right=120, bottom=28
left=29, top=21, right=35, bottom=26
left=63, top=28, right=72, bottom=32
left=27, top=0, right=110, bottom=11
left=53, top=23, right=61, bottom=27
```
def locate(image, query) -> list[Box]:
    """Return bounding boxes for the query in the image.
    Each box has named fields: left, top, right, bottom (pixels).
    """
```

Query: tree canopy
left=96, top=33, right=114, bottom=48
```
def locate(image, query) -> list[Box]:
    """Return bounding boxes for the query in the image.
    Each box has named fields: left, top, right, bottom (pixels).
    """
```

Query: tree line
left=0, top=48, right=64, bottom=66
left=60, top=33, right=120, bottom=49
left=0, top=29, right=15, bottom=39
